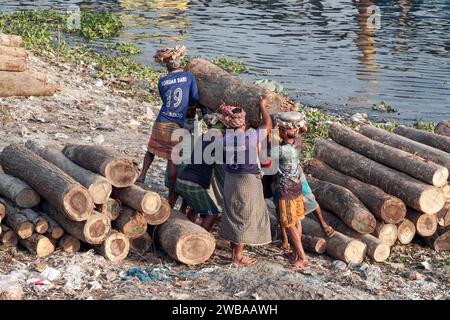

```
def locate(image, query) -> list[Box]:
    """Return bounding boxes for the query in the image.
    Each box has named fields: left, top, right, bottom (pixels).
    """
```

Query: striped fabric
left=176, top=178, right=219, bottom=215
left=148, top=121, right=182, bottom=160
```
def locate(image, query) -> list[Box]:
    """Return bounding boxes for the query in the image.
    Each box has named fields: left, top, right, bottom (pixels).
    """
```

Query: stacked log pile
left=0, top=34, right=60, bottom=97
left=303, top=122, right=450, bottom=263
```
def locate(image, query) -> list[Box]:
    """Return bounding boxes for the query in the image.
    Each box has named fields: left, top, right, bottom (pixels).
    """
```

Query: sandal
left=323, top=226, right=335, bottom=238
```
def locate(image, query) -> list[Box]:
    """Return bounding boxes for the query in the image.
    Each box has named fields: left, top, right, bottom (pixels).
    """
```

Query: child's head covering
left=274, top=111, right=307, bottom=131
left=154, top=45, right=187, bottom=68
left=219, top=104, right=246, bottom=129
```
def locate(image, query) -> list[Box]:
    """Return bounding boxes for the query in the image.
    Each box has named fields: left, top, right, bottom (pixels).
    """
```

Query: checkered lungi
left=148, top=121, right=182, bottom=160
left=176, top=178, right=219, bottom=215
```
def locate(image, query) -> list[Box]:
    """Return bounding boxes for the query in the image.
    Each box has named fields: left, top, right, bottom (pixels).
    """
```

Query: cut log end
left=177, top=233, right=216, bottom=265
left=379, top=199, right=407, bottom=224
left=343, top=239, right=366, bottom=264
left=104, top=159, right=139, bottom=188
left=88, top=180, right=113, bottom=205
left=17, top=222, right=34, bottom=239
left=433, top=167, right=450, bottom=188
left=375, top=223, right=398, bottom=246
left=21, top=234, right=55, bottom=257
left=142, top=192, right=162, bottom=216
left=35, top=219, right=49, bottom=234
left=372, top=243, right=391, bottom=263
left=96, top=198, right=121, bottom=221
left=63, top=187, right=94, bottom=221
left=100, top=232, right=130, bottom=262
left=84, top=213, right=111, bottom=244
left=59, top=235, right=81, bottom=253
left=437, top=205, right=450, bottom=227
left=15, top=189, right=41, bottom=208
left=418, top=189, right=445, bottom=215
left=1, top=230, right=19, bottom=247
left=351, top=211, right=377, bottom=235
left=415, top=214, right=438, bottom=237
left=50, top=227, right=64, bottom=240
left=145, top=197, right=171, bottom=226
left=130, top=233, right=153, bottom=254
left=397, top=220, right=416, bottom=244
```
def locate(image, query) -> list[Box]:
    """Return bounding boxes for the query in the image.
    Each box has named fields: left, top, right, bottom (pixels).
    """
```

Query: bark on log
left=39, top=213, right=64, bottom=239
left=435, top=121, right=450, bottom=137
left=20, top=234, right=54, bottom=257
left=359, top=125, right=450, bottom=175
left=306, top=176, right=376, bottom=234
left=0, top=55, right=27, bottom=72
left=314, top=139, right=445, bottom=214
left=436, top=204, right=450, bottom=227
left=130, top=232, right=153, bottom=254
left=0, top=173, right=40, bottom=208
left=57, top=235, right=81, bottom=254
left=301, top=234, right=327, bottom=254
left=424, top=226, right=450, bottom=251
left=94, top=230, right=130, bottom=262
left=112, top=185, right=161, bottom=216
left=0, top=144, right=94, bottom=221
left=0, top=198, right=6, bottom=221
left=112, top=206, right=147, bottom=239
left=42, top=202, right=111, bottom=245
left=145, top=197, right=171, bottom=226
left=304, top=159, right=406, bottom=223
left=405, top=210, right=438, bottom=237
left=62, top=144, right=139, bottom=188
left=95, top=198, right=121, bottom=221
left=317, top=210, right=390, bottom=262
left=394, top=125, right=450, bottom=153
left=0, top=224, right=18, bottom=247
left=21, top=209, right=48, bottom=234
left=5, top=211, right=33, bottom=239
left=396, top=219, right=416, bottom=244
left=372, top=220, right=398, bottom=247
left=0, top=45, right=27, bottom=58
left=329, top=123, right=448, bottom=187
left=0, top=35, right=23, bottom=47
left=302, top=217, right=367, bottom=263
left=156, top=211, right=216, bottom=265
left=0, top=71, right=60, bottom=97
left=25, top=141, right=112, bottom=204
left=185, top=58, right=296, bottom=126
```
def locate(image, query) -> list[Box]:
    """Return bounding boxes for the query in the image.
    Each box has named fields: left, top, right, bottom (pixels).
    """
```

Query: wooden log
left=301, top=234, right=327, bottom=254
left=306, top=176, right=376, bottom=234
left=0, top=144, right=94, bottom=221
left=359, top=125, right=450, bottom=176
left=62, top=144, right=139, bottom=188
left=95, top=198, right=121, bottom=221
left=39, top=213, right=64, bottom=239
left=441, top=185, right=450, bottom=201
left=436, top=204, right=450, bottom=227
left=25, top=141, right=112, bottom=205
left=302, top=217, right=367, bottom=263
left=396, top=219, right=416, bottom=244
left=0, top=71, right=60, bottom=97
left=329, top=123, right=448, bottom=187
left=57, top=235, right=81, bottom=254
left=435, top=121, right=450, bottom=137
left=145, top=197, right=171, bottom=226
left=0, top=173, right=40, bottom=208
left=318, top=210, right=390, bottom=262
left=304, top=159, right=406, bottom=224
left=314, top=139, right=445, bottom=215
left=424, top=226, right=450, bottom=251
left=0, top=45, right=27, bottom=58
left=112, top=206, right=147, bottom=239
left=156, top=211, right=216, bottom=265
left=185, top=58, right=296, bottom=126
left=94, top=230, right=130, bottom=262
left=372, top=220, right=398, bottom=247
left=0, top=55, right=27, bottom=72
left=21, top=209, right=48, bottom=234
left=394, top=125, right=450, bottom=153
left=20, top=234, right=54, bottom=257
left=0, top=35, right=23, bottom=47
left=0, top=224, right=18, bottom=247
left=42, top=202, right=111, bottom=245
left=5, top=211, right=33, bottom=240
left=0, top=198, right=6, bottom=222
left=405, top=210, right=438, bottom=237
left=112, top=185, right=161, bottom=216
left=130, top=232, right=153, bottom=254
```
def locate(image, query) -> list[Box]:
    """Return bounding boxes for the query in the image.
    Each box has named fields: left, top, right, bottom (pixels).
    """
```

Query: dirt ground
left=0, top=54, right=449, bottom=300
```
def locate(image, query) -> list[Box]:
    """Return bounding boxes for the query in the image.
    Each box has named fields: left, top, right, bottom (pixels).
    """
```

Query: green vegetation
left=300, top=108, right=333, bottom=160
left=211, top=55, right=248, bottom=73
left=372, top=100, right=397, bottom=113
left=413, top=119, right=436, bottom=132
left=77, top=11, right=123, bottom=40
left=108, top=42, right=141, bottom=55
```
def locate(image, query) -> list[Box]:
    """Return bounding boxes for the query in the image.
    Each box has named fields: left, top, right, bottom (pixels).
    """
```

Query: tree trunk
left=372, top=220, right=398, bottom=246
left=130, top=232, right=153, bottom=254
left=396, top=219, right=416, bottom=244
left=20, top=234, right=54, bottom=257
left=112, top=185, right=161, bottom=216
left=0, top=198, right=6, bottom=221
left=0, top=55, right=27, bottom=72
left=0, top=173, right=40, bottom=208
left=0, top=45, right=27, bottom=58
left=57, top=235, right=81, bottom=253
left=306, top=176, right=376, bottom=234
left=436, top=204, right=450, bottom=227
left=394, top=125, right=450, bottom=153
left=314, top=139, right=445, bottom=214
left=329, top=123, right=448, bottom=187
left=0, top=224, right=18, bottom=247
left=185, top=58, right=296, bottom=127
left=96, top=198, right=121, bottom=221
left=441, top=184, right=450, bottom=201
left=94, top=230, right=130, bottom=262
left=0, top=71, right=60, bottom=97
left=21, top=209, right=48, bottom=234
left=0, top=144, right=94, bottom=221
left=304, top=159, right=406, bottom=223
left=62, top=144, right=139, bottom=188
left=112, top=206, right=147, bottom=239
left=301, top=234, right=327, bottom=254
left=5, top=211, right=33, bottom=239
left=435, top=121, right=450, bottom=137
left=25, top=141, right=112, bottom=204
left=39, top=213, right=64, bottom=239
left=0, top=35, right=23, bottom=47
left=42, top=202, right=111, bottom=245
left=156, top=211, right=216, bottom=265
left=145, top=197, right=171, bottom=226
left=317, top=210, right=390, bottom=262
left=302, top=217, right=367, bottom=263
left=424, top=226, right=450, bottom=251
left=405, top=210, right=438, bottom=237
left=359, top=125, right=450, bottom=176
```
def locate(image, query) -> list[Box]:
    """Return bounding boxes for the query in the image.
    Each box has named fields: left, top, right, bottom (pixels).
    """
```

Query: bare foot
left=283, top=251, right=297, bottom=263
left=136, top=177, right=145, bottom=184
left=280, top=242, right=291, bottom=251
left=232, top=256, right=257, bottom=267
left=291, top=259, right=309, bottom=271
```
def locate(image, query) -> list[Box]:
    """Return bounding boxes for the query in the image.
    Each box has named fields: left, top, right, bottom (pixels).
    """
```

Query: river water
left=1, top=0, right=449, bottom=122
